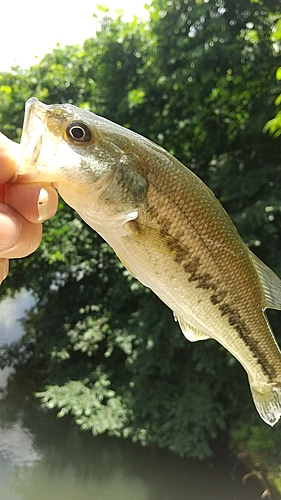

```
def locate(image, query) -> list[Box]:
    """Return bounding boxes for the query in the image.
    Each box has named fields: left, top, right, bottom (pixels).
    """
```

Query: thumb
left=0, top=258, right=9, bottom=284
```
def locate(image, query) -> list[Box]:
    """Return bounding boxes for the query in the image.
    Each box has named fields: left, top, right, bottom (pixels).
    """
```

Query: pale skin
left=0, top=132, right=58, bottom=283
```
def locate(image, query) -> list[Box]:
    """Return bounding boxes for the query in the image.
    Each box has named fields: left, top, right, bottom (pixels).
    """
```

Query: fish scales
left=118, top=153, right=280, bottom=382
left=18, top=98, right=281, bottom=426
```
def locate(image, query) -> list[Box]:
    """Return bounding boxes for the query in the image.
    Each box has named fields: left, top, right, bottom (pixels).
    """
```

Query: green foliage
left=37, top=375, right=129, bottom=436
left=0, top=0, right=280, bottom=463
left=230, top=421, right=281, bottom=493
left=264, top=19, right=281, bottom=138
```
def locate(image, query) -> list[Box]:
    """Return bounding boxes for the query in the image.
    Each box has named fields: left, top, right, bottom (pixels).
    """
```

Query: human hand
left=0, top=132, right=58, bottom=283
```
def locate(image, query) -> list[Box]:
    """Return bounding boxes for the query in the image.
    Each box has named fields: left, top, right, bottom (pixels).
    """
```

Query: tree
left=0, top=0, right=280, bottom=464
left=264, top=18, right=281, bottom=137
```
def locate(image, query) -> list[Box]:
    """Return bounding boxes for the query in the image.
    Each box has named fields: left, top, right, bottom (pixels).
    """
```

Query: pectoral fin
left=176, top=315, right=210, bottom=342
left=249, top=251, right=281, bottom=310
left=123, top=220, right=188, bottom=255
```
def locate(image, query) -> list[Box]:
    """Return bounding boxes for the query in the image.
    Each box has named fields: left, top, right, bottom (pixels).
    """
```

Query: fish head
left=19, top=98, right=147, bottom=227
left=19, top=97, right=126, bottom=185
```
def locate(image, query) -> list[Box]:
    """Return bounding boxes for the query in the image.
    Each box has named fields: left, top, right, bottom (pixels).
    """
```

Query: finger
left=0, top=204, right=42, bottom=259
left=0, top=184, right=5, bottom=203
left=0, top=258, right=9, bottom=284
left=5, top=183, right=58, bottom=223
left=0, top=132, right=20, bottom=184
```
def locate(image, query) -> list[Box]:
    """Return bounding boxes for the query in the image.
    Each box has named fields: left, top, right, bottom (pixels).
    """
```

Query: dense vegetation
left=0, top=0, right=280, bottom=487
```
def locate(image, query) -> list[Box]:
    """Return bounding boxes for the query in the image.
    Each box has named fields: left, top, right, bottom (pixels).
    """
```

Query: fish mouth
left=21, top=98, right=47, bottom=159
left=18, top=98, right=57, bottom=182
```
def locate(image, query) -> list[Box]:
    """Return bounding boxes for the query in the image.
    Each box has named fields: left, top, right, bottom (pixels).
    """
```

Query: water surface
left=0, top=294, right=264, bottom=499
left=0, top=368, right=264, bottom=500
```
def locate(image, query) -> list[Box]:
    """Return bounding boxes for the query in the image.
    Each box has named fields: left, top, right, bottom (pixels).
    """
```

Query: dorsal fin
left=249, top=251, right=281, bottom=310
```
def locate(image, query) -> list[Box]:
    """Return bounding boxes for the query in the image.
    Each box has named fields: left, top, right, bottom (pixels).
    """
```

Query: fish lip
left=26, top=96, right=39, bottom=108
left=23, top=97, right=48, bottom=129
left=18, top=98, right=50, bottom=179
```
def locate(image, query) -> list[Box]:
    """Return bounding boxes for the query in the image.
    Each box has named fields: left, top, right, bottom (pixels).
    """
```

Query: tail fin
left=250, top=383, right=281, bottom=426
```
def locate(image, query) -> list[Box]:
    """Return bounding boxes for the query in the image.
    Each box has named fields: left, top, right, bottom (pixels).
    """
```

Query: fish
left=18, top=97, right=281, bottom=426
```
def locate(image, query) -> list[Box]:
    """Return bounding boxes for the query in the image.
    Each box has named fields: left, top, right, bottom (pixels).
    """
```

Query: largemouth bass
left=18, top=98, right=281, bottom=426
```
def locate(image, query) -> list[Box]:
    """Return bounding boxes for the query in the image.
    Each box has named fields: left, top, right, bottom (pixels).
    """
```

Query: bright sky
left=0, top=1, right=150, bottom=72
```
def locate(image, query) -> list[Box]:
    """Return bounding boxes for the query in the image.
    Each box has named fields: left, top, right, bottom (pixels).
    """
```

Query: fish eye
left=65, top=121, right=92, bottom=144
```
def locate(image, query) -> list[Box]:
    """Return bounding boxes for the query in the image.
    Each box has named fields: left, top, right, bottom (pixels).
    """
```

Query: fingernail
left=37, top=188, right=50, bottom=221
left=0, top=213, right=21, bottom=251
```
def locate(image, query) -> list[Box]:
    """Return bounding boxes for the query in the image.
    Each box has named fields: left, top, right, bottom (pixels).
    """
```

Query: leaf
left=276, top=67, right=281, bottom=81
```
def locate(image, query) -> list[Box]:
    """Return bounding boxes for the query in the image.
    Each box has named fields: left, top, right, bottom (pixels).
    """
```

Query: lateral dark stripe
left=172, top=244, right=276, bottom=381
left=146, top=200, right=276, bottom=381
